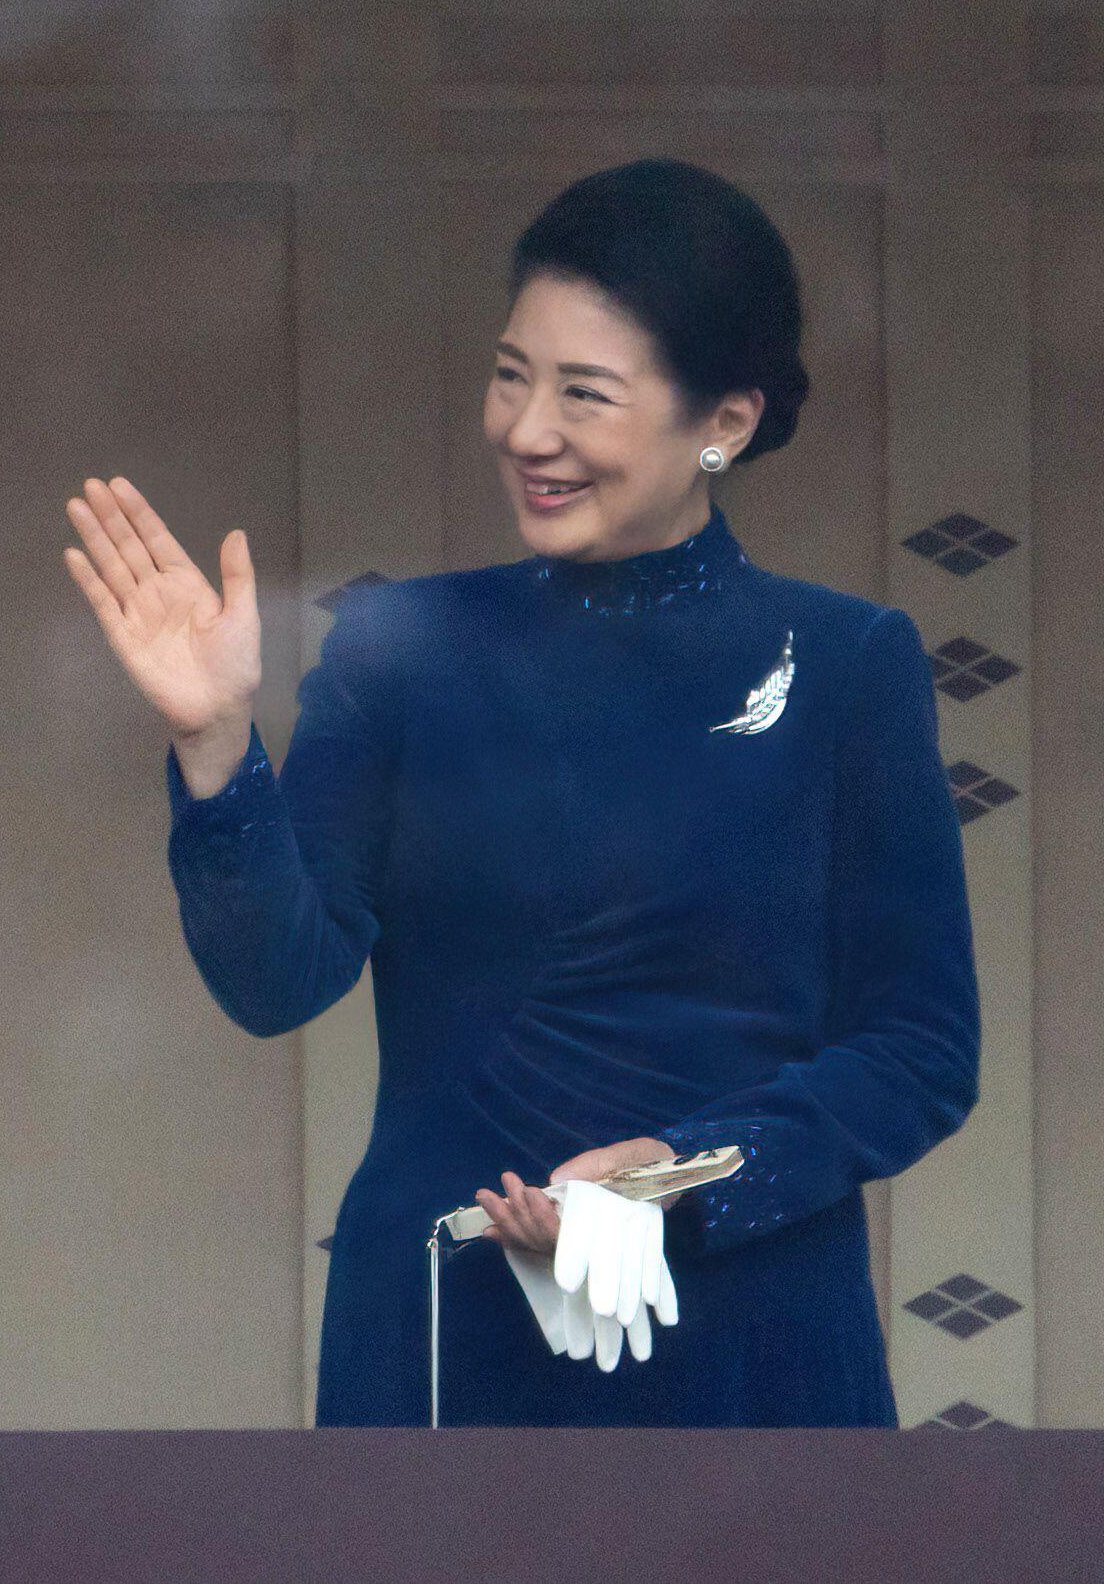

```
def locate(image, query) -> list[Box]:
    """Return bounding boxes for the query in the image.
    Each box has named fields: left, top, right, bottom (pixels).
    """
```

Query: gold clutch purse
left=438, top=1144, right=745, bottom=1240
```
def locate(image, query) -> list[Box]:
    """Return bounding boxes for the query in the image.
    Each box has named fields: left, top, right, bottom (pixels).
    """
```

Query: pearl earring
left=699, top=446, right=727, bottom=473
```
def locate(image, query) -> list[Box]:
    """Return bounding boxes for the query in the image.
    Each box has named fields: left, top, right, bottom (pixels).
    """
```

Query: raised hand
left=62, top=476, right=261, bottom=737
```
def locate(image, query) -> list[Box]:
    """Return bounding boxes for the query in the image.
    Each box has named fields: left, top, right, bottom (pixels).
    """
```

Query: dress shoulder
left=740, top=558, right=918, bottom=662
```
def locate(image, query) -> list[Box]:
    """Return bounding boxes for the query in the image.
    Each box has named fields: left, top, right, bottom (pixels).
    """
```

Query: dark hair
left=506, top=158, right=809, bottom=468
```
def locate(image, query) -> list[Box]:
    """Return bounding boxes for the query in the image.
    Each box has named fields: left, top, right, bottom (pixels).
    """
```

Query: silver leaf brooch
left=709, top=629, right=795, bottom=736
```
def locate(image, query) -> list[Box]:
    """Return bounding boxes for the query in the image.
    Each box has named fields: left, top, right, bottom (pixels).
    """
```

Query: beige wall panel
left=1029, top=9, right=1104, bottom=86
left=1032, top=188, right=1104, bottom=1429
left=435, top=9, right=883, bottom=88
left=434, top=104, right=882, bottom=179
left=0, top=4, right=296, bottom=92
left=0, top=182, right=303, bottom=1428
left=883, top=1, right=1036, bottom=1429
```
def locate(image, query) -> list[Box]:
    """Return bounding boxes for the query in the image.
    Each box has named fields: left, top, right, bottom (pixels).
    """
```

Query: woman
left=62, top=158, right=980, bottom=1428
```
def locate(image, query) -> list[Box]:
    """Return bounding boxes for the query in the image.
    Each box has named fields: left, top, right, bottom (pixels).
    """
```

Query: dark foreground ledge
left=2, top=1427, right=1101, bottom=1582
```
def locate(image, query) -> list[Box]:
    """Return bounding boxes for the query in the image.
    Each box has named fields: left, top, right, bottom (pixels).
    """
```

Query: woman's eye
left=493, top=367, right=605, bottom=403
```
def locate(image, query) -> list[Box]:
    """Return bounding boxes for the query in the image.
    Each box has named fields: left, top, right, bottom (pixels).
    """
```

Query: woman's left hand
left=476, top=1136, right=680, bottom=1256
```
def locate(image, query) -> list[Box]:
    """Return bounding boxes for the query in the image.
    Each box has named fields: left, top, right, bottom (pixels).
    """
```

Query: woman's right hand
left=62, top=476, right=262, bottom=737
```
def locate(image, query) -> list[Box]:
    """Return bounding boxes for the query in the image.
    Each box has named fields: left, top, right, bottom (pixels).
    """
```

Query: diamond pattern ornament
left=928, top=637, right=1022, bottom=702
left=903, top=514, right=1019, bottom=576
left=918, top=1400, right=1018, bottom=1431
left=946, top=761, right=1020, bottom=824
left=903, top=1273, right=1024, bottom=1339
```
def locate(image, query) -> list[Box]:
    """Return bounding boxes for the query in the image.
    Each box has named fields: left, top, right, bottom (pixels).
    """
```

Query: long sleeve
left=659, top=607, right=981, bottom=1261
left=165, top=582, right=403, bottom=1038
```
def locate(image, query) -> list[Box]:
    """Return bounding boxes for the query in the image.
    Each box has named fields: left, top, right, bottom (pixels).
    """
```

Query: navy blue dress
left=165, top=502, right=980, bottom=1427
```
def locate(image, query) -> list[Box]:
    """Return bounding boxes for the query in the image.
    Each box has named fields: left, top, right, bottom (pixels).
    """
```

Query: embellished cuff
left=658, top=1118, right=792, bottom=1261
left=166, top=721, right=274, bottom=830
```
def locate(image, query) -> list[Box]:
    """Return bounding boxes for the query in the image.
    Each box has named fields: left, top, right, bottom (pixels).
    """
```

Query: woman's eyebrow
left=495, top=339, right=629, bottom=387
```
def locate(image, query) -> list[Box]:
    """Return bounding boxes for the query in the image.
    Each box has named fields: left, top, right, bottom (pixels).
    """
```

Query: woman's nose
left=501, top=389, right=566, bottom=453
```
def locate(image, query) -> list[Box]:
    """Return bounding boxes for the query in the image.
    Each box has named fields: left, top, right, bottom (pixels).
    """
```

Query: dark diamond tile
left=936, top=636, right=989, bottom=664
left=904, top=1290, right=957, bottom=1321
left=972, top=1291, right=1023, bottom=1322
left=972, top=530, right=1018, bottom=557
left=939, top=673, right=991, bottom=702
left=316, top=1234, right=334, bottom=1252
left=937, top=1274, right=989, bottom=1302
left=936, top=1307, right=992, bottom=1340
left=932, top=513, right=988, bottom=541
left=973, top=655, right=1021, bottom=685
left=981, top=1419, right=1018, bottom=1430
left=948, top=761, right=988, bottom=788
left=975, top=778, right=1020, bottom=808
left=955, top=797, right=990, bottom=824
left=929, top=656, right=957, bottom=680
left=939, top=1400, right=990, bottom=1429
left=939, top=548, right=988, bottom=576
left=903, top=529, right=953, bottom=557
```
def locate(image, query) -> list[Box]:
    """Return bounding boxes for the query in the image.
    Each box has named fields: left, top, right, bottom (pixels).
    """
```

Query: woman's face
left=483, top=273, right=764, bottom=563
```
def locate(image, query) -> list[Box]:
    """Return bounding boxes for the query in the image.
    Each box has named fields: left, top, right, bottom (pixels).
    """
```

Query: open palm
left=63, top=476, right=261, bottom=736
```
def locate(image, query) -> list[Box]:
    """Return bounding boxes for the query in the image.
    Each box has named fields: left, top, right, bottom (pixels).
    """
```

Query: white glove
left=502, top=1241, right=567, bottom=1354
left=504, top=1238, right=656, bottom=1369
left=554, top=1180, right=679, bottom=1372
left=503, top=1181, right=678, bottom=1373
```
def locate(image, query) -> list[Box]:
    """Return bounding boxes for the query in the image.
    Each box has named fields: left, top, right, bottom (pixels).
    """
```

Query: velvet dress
left=165, top=501, right=981, bottom=1427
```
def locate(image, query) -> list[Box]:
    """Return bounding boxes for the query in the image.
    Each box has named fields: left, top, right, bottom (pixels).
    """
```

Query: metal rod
left=427, top=1218, right=445, bottom=1429
left=427, top=1212, right=478, bottom=1428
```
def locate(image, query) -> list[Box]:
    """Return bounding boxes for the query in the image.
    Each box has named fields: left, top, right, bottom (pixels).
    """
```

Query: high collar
left=527, top=499, right=749, bottom=617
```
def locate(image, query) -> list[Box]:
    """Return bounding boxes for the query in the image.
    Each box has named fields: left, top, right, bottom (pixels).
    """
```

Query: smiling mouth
left=522, top=480, right=594, bottom=509
left=523, top=480, right=592, bottom=494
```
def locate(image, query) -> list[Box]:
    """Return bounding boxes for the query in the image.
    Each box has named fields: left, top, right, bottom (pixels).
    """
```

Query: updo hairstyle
left=507, top=157, right=810, bottom=468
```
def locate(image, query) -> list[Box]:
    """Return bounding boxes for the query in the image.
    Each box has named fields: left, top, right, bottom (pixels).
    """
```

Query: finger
left=62, top=544, right=131, bottom=651
left=520, top=1186, right=562, bottom=1255
left=641, top=1204, right=664, bottom=1307
left=553, top=1183, right=590, bottom=1295
left=504, top=1187, right=559, bottom=1255
left=654, top=1259, right=679, bottom=1327
left=586, top=1193, right=624, bottom=1319
left=103, top=476, right=192, bottom=578
left=530, top=1187, right=563, bottom=1240
left=593, top=1311, right=624, bottom=1373
left=75, top=476, right=162, bottom=589
left=479, top=1184, right=538, bottom=1253
left=477, top=1186, right=513, bottom=1221
left=65, top=491, right=140, bottom=608
left=562, top=1284, right=595, bottom=1360
left=625, top=1298, right=653, bottom=1362
left=500, top=1171, right=533, bottom=1217
left=499, top=1173, right=541, bottom=1239
left=617, top=1210, right=649, bottom=1327
left=217, top=525, right=256, bottom=620
left=475, top=1187, right=514, bottom=1234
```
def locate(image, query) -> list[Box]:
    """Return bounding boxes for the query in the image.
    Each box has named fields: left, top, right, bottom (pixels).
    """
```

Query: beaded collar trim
left=528, top=501, right=749, bottom=617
